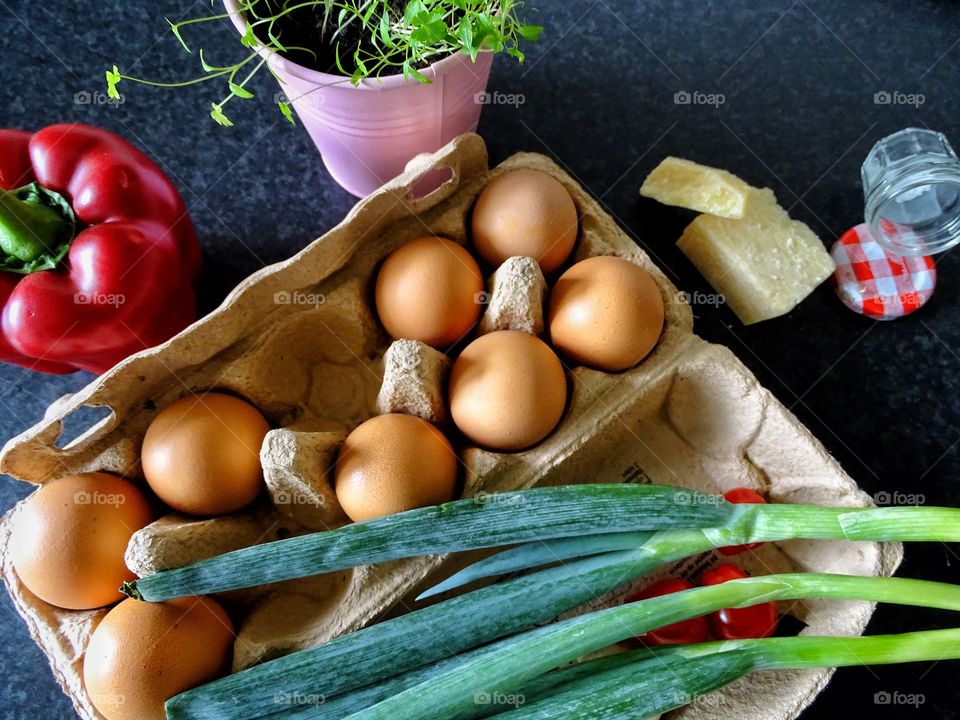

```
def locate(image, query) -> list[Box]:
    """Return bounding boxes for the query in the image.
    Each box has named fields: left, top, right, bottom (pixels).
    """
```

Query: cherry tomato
left=723, top=487, right=766, bottom=504
left=626, top=577, right=710, bottom=645
left=718, top=487, right=767, bottom=556
left=701, top=563, right=778, bottom=640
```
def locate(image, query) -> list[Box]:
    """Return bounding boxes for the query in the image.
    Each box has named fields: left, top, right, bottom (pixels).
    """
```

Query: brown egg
left=10, top=473, right=152, bottom=610
left=548, top=256, right=665, bottom=372
left=335, top=414, right=459, bottom=523
left=449, top=330, right=567, bottom=451
left=375, top=236, right=484, bottom=348
left=83, top=596, right=234, bottom=720
left=471, top=169, right=578, bottom=274
left=141, top=393, right=270, bottom=516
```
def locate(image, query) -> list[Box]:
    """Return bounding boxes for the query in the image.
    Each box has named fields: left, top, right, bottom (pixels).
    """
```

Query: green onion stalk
left=267, top=622, right=572, bottom=720
left=129, top=485, right=960, bottom=601
left=278, top=622, right=960, bottom=720
left=165, top=543, right=697, bottom=720
left=127, top=485, right=735, bottom=601
left=344, top=573, right=960, bottom=720
left=158, top=485, right=960, bottom=720
left=489, top=629, right=960, bottom=720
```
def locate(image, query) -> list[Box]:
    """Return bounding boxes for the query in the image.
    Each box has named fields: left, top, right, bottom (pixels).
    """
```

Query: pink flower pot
left=224, top=0, right=494, bottom=197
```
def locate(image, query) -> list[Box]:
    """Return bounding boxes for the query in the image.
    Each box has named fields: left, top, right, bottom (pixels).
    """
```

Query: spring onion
left=418, top=531, right=653, bottom=599
left=271, top=623, right=570, bottom=720
left=127, top=484, right=733, bottom=601
left=166, top=485, right=960, bottom=720
left=494, top=629, right=960, bottom=719
left=345, top=573, right=960, bottom=720
left=425, top=499, right=960, bottom=598
left=165, top=537, right=711, bottom=720
left=131, top=485, right=960, bottom=602
left=319, top=625, right=960, bottom=720
left=300, top=644, right=660, bottom=720
left=500, top=650, right=748, bottom=720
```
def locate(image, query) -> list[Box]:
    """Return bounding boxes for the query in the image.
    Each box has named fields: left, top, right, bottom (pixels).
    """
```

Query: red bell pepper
left=0, top=123, right=200, bottom=374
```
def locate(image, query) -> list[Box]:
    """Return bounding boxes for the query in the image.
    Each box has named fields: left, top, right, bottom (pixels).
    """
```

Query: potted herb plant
left=108, top=1, right=541, bottom=196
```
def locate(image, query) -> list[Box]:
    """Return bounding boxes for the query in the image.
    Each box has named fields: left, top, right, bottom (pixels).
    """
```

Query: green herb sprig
left=106, top=0, right=542, bottom=127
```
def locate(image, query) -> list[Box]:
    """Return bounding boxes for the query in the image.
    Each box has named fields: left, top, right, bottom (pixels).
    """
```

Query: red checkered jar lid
left=831, top=223, right=936, bottom=320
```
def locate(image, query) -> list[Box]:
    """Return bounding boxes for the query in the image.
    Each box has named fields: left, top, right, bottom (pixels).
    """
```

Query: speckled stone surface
left=1, top=1, right=959, bottom=718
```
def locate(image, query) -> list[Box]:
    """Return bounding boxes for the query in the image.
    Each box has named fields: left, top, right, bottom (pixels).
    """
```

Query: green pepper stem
left=0, top=183, right=76, bottom=271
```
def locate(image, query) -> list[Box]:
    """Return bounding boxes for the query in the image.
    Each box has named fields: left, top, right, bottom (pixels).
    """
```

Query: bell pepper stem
left=0, top=183, right=75, bottom=268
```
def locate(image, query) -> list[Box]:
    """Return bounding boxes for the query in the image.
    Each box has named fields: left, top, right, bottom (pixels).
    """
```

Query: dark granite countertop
left=2, top=1, right=959, bottom=718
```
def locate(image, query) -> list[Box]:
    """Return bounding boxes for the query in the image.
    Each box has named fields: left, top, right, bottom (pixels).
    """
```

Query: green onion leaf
left=165, top=541, right=707, bottom=720
left=499, top=629, right=960, bottom=719
left=273, top=625, right=565, bottom=720
left=167, top=489, right=960, bottom=720
left=129, top=485, right=731, bottom=602
left=511, top=650, right=750, bottom=720
left=133, top=483, right=960, bottom=604
left=347, top=574, right=960, bottom=720
left=418, top=531, right=653, bottom=600
left=423, top=495, right=960, bottom=599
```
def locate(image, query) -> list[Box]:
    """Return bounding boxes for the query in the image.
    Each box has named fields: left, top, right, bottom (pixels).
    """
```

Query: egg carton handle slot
left=0, top=383, right=131, bottom=484
left=50, top=403, right=117, bottom=452
left=395, top=133, right=488, bottom=209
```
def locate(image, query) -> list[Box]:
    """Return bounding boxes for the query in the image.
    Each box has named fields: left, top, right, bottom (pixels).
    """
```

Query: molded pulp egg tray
left=0, top=134, right=900, bottom=720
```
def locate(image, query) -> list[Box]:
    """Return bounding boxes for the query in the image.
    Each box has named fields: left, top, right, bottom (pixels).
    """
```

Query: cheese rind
left=641, top=156, right=751, bottom=218
left=678, top=188, right=835, bottom=325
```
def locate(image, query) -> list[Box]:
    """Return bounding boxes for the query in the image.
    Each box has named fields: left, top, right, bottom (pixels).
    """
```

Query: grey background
left=1, top=1, right=959, bottom=718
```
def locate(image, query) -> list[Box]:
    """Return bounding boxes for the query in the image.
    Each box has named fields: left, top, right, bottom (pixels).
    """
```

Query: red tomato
left=718, top=487, right=767, bottom=556
left=723, top=487, right=766, bottom=504
left=701, top=563, right=778, bottom=640
left=626, top=578, right=710, bottom=645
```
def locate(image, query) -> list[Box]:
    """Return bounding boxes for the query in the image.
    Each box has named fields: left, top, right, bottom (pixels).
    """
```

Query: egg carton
left=0, top=133, right=900, bottom=720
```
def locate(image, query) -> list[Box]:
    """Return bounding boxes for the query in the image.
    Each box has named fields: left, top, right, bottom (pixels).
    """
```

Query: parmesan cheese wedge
left=677, top=188, right=835, bottom=325
left=640, top=156, right=751, bottom=218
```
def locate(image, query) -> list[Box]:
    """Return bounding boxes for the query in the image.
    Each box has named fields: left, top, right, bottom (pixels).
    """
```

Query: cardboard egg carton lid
left=0, top=134, right=899, bottom=720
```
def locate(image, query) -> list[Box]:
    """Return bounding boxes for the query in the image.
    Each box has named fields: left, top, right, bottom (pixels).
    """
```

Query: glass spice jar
left=862, top=128, right=960, bottom=256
